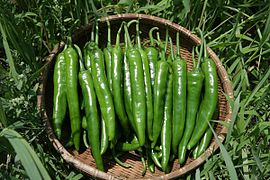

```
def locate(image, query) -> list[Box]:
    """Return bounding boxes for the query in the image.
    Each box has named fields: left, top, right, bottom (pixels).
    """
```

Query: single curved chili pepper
left=123, top=31, right=136, bottom=133
left=53, top=51, right=67, bottom=139
left=187, top=31, right=218, bottom=150
left=161, top=73, right=173, bottom=171
left=112, top=148, right=132, bottom=168
left=90, top=22, right=115, bottom=141
left=145, top=27, right=159, bottom=94
left=83, top=130, right=89, bottom=148
left=146, top=150, right=155, bottom=173
left=103, top=20, right=113, bottom=92
left=150, top=149, right=162, bottom=168
left=77, top=45, right=104, bottom=171
left=196, top=124, right=212, bottom=157
left=171, top=32, right=187, bottom=155
left=151, top=30, right=169, bottom=148
left=100, top=117, right=108, bottom=155
left=178, top=44, right=204, bottom=164
left=141, top=155, right=147, bottom=176
left=65, top=40, right=81, bottom=151
left=124, top=22, right=146, bottom=146
left=135, top=20, right=153, bottom=143
left=111, top=23, right=130, bottom=135
left=196, top=108, right=218, bottom=157
left=116, top=135, right=140, bottom=151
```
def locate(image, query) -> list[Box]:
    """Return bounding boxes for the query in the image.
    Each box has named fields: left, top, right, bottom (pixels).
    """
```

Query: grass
left=0, top=0, right=269, bottom=179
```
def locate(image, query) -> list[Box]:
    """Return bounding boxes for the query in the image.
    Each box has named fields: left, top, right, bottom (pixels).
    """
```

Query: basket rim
left=37, top=13, right=234, bottom=180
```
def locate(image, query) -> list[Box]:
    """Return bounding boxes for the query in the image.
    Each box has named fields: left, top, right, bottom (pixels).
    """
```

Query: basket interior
left=43, top=16, right=230, bottom=179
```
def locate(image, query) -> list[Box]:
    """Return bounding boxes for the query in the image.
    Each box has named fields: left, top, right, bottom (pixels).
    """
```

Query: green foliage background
left=0, top=0, right=269, bottom=179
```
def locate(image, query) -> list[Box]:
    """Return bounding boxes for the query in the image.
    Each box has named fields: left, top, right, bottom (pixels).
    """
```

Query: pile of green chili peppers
left=52, top=20, right=218, bottom=173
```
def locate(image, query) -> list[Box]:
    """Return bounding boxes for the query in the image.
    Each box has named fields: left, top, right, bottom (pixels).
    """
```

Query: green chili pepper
left=112, top=148, right=132, bottom=168
left=145, top=27, right=159, bottom=95
left=171, top=32, right=187, bottom=155
left=103, top=20, right=113, bottom=92
left=77, top=45, right=104, bottom=171
left=90, top=22, right=115, bottom=141
left=151, top=30, right=169, bottom=148
left=151, top=149, right=162, bottom=168
left=187, top=31, right=218, bottom=150
left=123, top=31, right=136, bottom=133
left=65, top=40, right=81, bottom=151
left=135, top=20, right=153, bottom=143
left=141, top=154, right=147, bottom=176
left=144, top=27, right=159, bottom=142
left=116, top=135, right=140, bottom=151
left=178, top=44, right=204, bottom=164
left=196, top=108, right=218, bottom=157
left=147, top=150, right=155, bottom=173
left=111, top=23, right=130, bottom=135
left=161, top=73, right=173, bottom=171
left=124, top=22, right=146, bottom=146
left=196, top=125, right=212, bottom=157
left=53, top=51, right=67, bottom=139
left=100, top=117, right=108, bottom=155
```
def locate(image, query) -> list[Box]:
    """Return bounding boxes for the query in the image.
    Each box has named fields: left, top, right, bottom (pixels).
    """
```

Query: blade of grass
left=0, top=20, right=19, bottom=85
left=0, top=128, right=51, bottom=180
left=195, top=168, right=201, bottom=180
left=260, top=2, right=270, bottom=46
left=208, top=122, right=238, bottom=180
left=244, top=67, right=270, bottom=107
left=242, top=149, right=250, bottom=180
left=225, top=92, right=241, bottom=144
left=0, top=98, right=7, bottom=128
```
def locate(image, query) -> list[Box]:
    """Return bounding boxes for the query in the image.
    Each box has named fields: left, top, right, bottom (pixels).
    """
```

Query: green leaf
left=118, top=0, right=132, bottom=6
left=0, top=98, right=7, bottom=128
left=182, top=0, right=191, bottom=15
left=208, top=122, right=238, bottom=180
left=195, top=168, right=201, bottom=180
left=0, top=128, right=51, bottom=180
left=225, top=93, right=241, bottom=144
left=261, top=2, right=270, bottom=46
left=244, top=67, right=270, bottom=107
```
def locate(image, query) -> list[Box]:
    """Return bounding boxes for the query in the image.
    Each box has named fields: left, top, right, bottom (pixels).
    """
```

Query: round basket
left=38, top=14, right=233, bottom=179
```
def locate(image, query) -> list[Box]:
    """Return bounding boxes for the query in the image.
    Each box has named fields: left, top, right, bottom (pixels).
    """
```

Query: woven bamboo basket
left=37, top=14, right=233, bottom=179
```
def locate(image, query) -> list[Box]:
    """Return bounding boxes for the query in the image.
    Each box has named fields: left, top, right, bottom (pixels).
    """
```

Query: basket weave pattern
left=37, top=14, right=233, bottom=179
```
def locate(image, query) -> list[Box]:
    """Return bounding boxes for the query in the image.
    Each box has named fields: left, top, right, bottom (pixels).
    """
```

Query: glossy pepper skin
left=53, top=51, right=67, bottom=139
left=161, top=73, right=173, bottom=171
left=135, top=21, right=153, bottom=143
left=100, top=117, right=108, bottom=155
left=111, top=23, right=130, bottom=135
left=196, top=109, right=218, bottom=158
left=116, top=135, right=140, bottom=151
left=78, top=63, right=104, bottom=171
left=145, top=27, right=159, bottom=93
left=123, top=33, right=136, bottom=132
left=151, top=31, right=169, bottom=148
left=90, top=23, right=115, bottom=141
left=196, top=124, right=213, bottom=158
left=103, top=20, right=113, bottom=92
left=171, top=33, right=187, bottom=155
left=124, top=23, right=146, bottom=146
left=178, top=46, right=204, bottom=164
left=65, top=45, right=81, bottom=151
left=187, top=39, right=218, bottom=150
